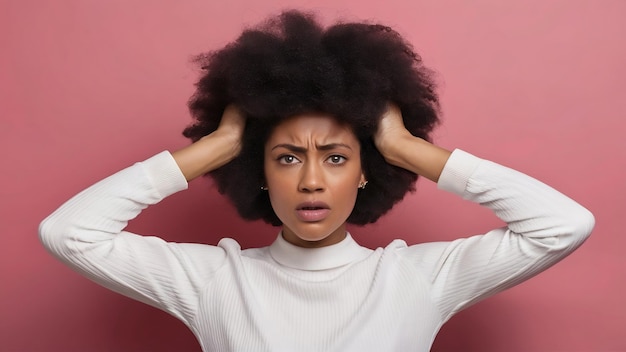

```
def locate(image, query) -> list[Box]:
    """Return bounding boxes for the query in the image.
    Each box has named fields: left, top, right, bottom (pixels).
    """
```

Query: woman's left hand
left=373, top=103, right=414, bottom=164
left=373, top=103, right=452, bottom=182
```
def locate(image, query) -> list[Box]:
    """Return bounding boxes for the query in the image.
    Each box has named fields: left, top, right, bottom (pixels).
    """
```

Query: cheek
left=265, top=175, right=292, bottom=214
left=330, top=175, right=361, bottom=207
left=341, top=185, right=360, bottom=207
left=264, top=165, right=291, bottom=192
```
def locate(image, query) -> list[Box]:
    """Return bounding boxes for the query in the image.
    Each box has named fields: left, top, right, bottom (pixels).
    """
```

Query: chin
left=290, top=229, right=330, bottom=242
left=296, top=224, right=335, bottom=238
left=285, top=225, right=346, bottom=247
left=299, top=234, right=331, bottom=243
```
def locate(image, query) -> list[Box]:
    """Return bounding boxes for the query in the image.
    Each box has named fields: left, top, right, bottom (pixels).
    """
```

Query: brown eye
left=327, top=155, right=347, bottom=165
left=278, top=155, right=299, bottom=164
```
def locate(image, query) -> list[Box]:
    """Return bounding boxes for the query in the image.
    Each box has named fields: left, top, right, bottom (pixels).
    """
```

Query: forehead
left=266, top=114, right=358, bottom=146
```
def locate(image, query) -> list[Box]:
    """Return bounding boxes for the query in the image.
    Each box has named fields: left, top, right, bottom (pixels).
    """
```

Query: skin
left=263, top=114, right=366, bottom=248
left=172, top=104, right=452, bottom=248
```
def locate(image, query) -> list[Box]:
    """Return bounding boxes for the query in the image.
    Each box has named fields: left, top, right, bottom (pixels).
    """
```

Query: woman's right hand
left=172, top=105, right=246, bottom=181
left=205, top=104, right=246, bottom=157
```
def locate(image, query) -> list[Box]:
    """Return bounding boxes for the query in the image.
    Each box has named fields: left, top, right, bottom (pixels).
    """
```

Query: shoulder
left=215, top=238, right=274, bottom=264
left=379, top=239, right=452, bottom=274
left=392, top=240, right=452, bottom=267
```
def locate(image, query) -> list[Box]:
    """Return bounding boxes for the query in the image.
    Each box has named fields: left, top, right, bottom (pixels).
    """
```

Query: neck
left=269, top=232, right=373, bottom=270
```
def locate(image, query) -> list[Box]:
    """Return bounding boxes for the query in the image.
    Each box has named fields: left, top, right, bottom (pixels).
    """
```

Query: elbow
left=38, top=213, right=75, bottom=258
left=38, top=214, right=61, bottom=254
left=559, top=206, right=595, bottom=250
left=574, top=207, right=595, bottom=242
left=39, top=211, right=117, bottom=260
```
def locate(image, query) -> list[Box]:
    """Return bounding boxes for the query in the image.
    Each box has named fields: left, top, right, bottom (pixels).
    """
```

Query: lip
left=295, top=201, right=330, bottom=222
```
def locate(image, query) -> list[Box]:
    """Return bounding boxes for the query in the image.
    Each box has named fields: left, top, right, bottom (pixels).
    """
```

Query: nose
left=298, top=161, right=325, bottom=192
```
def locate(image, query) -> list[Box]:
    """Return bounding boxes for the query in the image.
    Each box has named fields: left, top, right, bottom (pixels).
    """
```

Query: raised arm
left=375, top=103, right=595, bottom=320
left=39, top=106, right=246, bottom=323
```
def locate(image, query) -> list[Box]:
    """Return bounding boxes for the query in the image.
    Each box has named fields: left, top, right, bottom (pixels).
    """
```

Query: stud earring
left=260, top=186, right=268, bottom=191
left=358, top=181, right=368, bottom=189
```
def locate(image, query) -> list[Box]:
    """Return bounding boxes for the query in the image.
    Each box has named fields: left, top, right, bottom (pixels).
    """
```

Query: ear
left=358, top=173, right=368, bottom=190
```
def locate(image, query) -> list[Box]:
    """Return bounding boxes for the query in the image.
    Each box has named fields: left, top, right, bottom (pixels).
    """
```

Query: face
left=264, top=114, right=366, bottom=248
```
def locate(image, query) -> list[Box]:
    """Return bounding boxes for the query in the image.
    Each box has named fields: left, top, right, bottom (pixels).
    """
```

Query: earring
left=358, top=181, right=368, bottom=189
left=260, top=186, right=268, bottom=191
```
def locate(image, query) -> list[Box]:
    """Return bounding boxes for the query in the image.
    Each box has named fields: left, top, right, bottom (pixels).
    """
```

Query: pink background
left=1, top=0, right=625, bottom=351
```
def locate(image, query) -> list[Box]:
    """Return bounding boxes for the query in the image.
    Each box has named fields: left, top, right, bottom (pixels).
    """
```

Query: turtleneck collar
left=269, top=232, right=373, bottom=271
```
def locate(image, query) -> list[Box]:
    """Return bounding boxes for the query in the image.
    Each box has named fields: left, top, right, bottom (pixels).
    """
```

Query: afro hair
left=183, top=10, right=440, bottom=226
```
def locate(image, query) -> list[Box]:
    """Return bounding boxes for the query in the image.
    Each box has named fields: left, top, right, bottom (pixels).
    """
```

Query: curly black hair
left=183, top=10, right=440, bottom=226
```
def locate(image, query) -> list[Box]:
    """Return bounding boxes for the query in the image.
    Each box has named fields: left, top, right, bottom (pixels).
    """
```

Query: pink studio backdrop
left=1, top=1, right=624, bottom=351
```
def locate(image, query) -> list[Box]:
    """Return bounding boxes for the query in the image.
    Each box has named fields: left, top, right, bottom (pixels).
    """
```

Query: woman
left=39, top=11, right=594, bottom=351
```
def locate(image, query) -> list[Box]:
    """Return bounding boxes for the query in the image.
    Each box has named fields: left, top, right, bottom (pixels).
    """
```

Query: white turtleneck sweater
left=39, top=149, right=594, bottom=351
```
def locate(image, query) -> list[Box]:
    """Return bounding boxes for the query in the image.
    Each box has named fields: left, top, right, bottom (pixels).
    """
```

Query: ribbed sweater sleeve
left=38, top=151, right=227, bottom=326
left=406, top=149, right=595, bottom=322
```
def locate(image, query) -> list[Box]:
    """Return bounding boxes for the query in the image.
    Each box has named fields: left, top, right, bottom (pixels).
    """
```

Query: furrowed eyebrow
left=316, top=143, right=352, bottom=151
left=270, top=143, right=352, bottom=152
left=271, top=144, right=307, bottom=153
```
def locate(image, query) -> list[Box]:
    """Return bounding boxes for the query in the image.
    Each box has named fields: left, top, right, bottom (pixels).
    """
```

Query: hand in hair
left=183, top=11, right=443, bottom=225
left=172, top=105, right=246, bottom=181
left=374, top=103, right=451, bottom=183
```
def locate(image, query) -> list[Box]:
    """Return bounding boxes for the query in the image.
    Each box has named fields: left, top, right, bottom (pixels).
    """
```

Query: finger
left=220, top=105, right=246, bottom=130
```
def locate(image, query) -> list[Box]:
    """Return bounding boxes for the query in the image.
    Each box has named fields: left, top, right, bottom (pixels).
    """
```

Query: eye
left=278, top=155, right=300, bottom=164
left=327, top=155, right=347, bottom=165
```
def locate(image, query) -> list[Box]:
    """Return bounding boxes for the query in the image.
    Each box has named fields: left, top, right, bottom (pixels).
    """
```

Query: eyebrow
left=270, top=143, right=353, bottom=153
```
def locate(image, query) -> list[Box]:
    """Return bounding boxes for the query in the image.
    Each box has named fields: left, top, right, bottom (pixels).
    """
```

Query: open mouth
left=296, top=201, right=329, bottom=211
left=296, top=202, right=330, bottom=222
